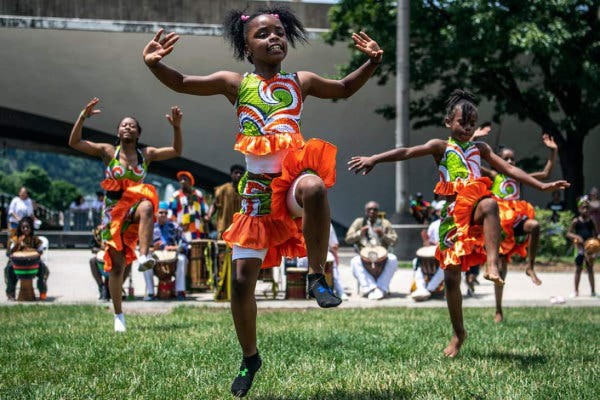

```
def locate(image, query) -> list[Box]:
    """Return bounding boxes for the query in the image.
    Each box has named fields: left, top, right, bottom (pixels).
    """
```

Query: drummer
left=410, top=201, right=446, bottom=301
left=4, top=217, right=49, bottom=301
left=566, top=198, right=599, bottom=297
left=345, top=201, right=398, bottom=300
left=143, top=201, right=189, bottom=301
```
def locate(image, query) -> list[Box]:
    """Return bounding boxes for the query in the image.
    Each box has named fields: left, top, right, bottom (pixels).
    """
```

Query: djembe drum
left=584, top=238, right=600, bottom=257
left=11, top=250, right=41, bottom=301
left=285, top=267, right=308, bottom=299
left=188, top=239, right=211, bottom=291
left=153, top=250, right=177, bottom=300
left=411, top=245, right=444, bottom=296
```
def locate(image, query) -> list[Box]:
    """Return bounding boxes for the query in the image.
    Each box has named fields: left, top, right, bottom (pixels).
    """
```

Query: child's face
left=245, top=15, right=288, bottom=65
left=118, top=117, right=140, bottom=142
left=500, top=149, right=516, bottom=166
left=446, top=106, right=477, bottom=142
left=579, top=203, right=589, bottom=217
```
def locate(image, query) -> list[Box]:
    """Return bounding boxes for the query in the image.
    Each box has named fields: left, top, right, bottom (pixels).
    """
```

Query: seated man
left=411, top=201, right=445, bottom=301
left=345, top=201, right=398, bottom=300
left=4, top=217, right=49, bottom=300
left=143, top=202, right=188, bottom=301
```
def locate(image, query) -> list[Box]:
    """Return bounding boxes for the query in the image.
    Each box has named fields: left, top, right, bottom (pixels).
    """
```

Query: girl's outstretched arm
left=68, top=97, right=113, bottom=162
left=480, top=142, right=569, bottom=192
left=145, top=106, right=183, bottom=162
left=348, top=139, right=445, bottom=175
left=529, top=134, right=558, bottom=180
left=298, top=32, right=383, bottom=100
left=143, top=30, right=242, bottom=104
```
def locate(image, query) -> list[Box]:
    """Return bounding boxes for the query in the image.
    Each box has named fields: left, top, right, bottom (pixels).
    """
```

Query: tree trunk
left=558, top=133, right=585, bottom=210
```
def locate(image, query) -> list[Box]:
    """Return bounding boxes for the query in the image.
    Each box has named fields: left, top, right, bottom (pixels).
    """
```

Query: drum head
left=12, top=250, right=40, bottom=259
left=153, top=250, right=177, bottom=263
left=360, top=245, right=388, bottom=263
left=416, top=245, right=437, bottom=259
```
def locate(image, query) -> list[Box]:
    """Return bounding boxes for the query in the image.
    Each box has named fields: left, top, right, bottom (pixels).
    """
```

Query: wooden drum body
left=188, top=240, right=211, bottom=291
left=285, top=267, right=308, bottom=300
left=11, top=250, right=40, bottom=301
left=153, top=250, right=177, bottom=300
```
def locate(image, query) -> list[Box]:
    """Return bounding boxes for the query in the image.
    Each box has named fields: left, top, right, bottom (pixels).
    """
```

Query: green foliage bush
left=535, top=207, right=574, bottom=261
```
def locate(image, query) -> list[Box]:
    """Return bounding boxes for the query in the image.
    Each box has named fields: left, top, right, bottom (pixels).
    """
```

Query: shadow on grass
left=471, top=350, right=548, bottom=369
left=254, top=387, right=413, bottom=400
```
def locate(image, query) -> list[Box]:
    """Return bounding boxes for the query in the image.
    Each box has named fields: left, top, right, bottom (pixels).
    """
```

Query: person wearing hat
left=169, top=171, right=208, bottom=240
left=411, top=200, right=446, bottom=301
left=143, top=201, right=189, bottom=301
left=345, top=201, right=398, bottom=300
left=207, top=164, right=245, bottom=239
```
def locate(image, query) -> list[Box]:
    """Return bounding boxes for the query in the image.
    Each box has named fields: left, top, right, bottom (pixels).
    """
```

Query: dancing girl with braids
left=69, top=97, right=183, bottom=332
left=472, top=127, right=558, bottom=322
left=349, top=89, right=569, bottom=357
left=142, top=5, right=383, bottom=396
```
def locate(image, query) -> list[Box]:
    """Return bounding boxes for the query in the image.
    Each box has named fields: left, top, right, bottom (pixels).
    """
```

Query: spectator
left=91, top=191, right=105, bottom=227
left=4, top=217, right=49, bottom=300
left=8, top=187, right=34, bottom=232
left=144, top=201, right=189, bottom=301
left=70, top=195, right=89, bottom=230
left=345, top=201, right=398, bottom=300
left=409, top=192, right=432, bottom=224
left=566, top=198, right=598, bottom=297
left=588, top=187, right=600, bottom=232
left=546, top=190, right=566, bottom=223
left=169, top=171, right=208, bottom=240
left=207, top=164, right=245, bottom=239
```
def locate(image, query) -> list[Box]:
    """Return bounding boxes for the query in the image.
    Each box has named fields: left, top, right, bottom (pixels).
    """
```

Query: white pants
left=412, top=257, right=445, bottom=292
left=351, top=253, right=398, bottom=295
left=144, top=254, right=187, bottom=294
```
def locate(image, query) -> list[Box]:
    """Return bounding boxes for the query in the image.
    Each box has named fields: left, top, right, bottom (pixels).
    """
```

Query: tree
left=325, top=0, right=599, bottom=208
left=47, top=180, right=81, bottom=211
left=19, top=165, right=52, bottom=202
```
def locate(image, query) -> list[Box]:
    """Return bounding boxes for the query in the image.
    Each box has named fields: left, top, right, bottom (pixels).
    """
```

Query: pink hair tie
left=240, top=15, right=249, bottom=22
left=271, top=13, right=279, bottom=19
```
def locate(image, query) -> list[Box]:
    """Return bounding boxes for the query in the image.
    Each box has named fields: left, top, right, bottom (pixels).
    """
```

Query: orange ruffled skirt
left=223, top=138, right=337, bottom=268
left=497, top=199, right=535, bottom=261
left=435, top=178, right=492, bottom=271
left=100, top=178, right=158, bottom=272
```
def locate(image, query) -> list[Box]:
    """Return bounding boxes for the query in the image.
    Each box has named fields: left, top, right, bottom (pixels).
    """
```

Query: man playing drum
left=4, top=217, right=49, bottom=301
left=345, top=201, right=398, bottom=300
left=143, top=201, right=189, bottom=301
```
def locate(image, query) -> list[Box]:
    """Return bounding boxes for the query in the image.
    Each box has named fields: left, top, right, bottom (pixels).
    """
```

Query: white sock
left=114, top=313, right=126, bottom=332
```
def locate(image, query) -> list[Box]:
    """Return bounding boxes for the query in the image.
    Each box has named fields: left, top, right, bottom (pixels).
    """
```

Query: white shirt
left=427, top=219, right=441, bottom=245
left=8, top=196, right=34, bottom=224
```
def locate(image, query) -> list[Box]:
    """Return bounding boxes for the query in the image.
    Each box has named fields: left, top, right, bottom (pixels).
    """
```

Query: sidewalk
left=1, top=248, right=598, bottom=311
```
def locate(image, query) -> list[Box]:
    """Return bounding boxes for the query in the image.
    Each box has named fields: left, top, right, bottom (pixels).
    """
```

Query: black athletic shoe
left=307, top=273, right=342, bottom=308
left=231, top=352, right=262, bottom=398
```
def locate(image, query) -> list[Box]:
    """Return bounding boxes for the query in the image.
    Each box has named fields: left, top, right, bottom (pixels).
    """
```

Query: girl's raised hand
left=472, top=125, right=491, bottom=139
left=143, top=29, right=180, bottom=67
left=348, top=156, right=376, bottom=175
left=352, top=32, right=383, bottom=63
left=541, top=180, right=570, bottom=192
left=542, top=133, right=558, bottom=150
left=166, top=106, right=183, bottom=128
left=82, top=97, right=102, bottom=118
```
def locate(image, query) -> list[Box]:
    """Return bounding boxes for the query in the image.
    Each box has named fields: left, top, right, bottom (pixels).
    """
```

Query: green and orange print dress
left=222, top=72, right=336, bottom=268
left=434, top=138, right=494, bottom=270
left=100, top=146, right=158, bottom=272
left=491, top=173, right=535, bottom=261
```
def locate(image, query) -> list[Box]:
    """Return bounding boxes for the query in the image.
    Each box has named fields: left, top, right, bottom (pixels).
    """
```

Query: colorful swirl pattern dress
left=491, top=173, right=535, bottom=261
left=222, top=72, right=336, bottom=268
left=434, top=138, right=493, bottom=270
left=100, top=146, right=158, bottom=272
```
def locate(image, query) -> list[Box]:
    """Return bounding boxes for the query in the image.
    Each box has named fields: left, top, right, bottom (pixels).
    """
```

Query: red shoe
left=40, top=292, right=47, bottom=301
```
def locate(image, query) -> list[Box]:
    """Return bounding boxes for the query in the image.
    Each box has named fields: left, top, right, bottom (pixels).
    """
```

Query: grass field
left=1, top=306, right=598, bottom=399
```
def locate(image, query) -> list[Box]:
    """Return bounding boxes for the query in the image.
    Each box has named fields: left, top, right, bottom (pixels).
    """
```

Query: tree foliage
left=325, top=0, right=599, bottom=207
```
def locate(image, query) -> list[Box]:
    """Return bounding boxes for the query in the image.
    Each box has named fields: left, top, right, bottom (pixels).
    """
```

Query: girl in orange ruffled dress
left=69, top=97, right=182, bottom=332
left=142, top=5, right=383, bottom=397
left=472, top=127, right=558, bottom=322
left=349, top=89, right=569, bottom=357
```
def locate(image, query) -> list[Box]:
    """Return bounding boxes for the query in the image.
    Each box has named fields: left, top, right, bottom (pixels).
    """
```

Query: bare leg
left=443, top=266, right=467, bottom=357
left=134, top=200, right=155, bottom=256
left=494, top=257, right=508, bottom=323
left=523, top=219, right=542, bottom=285
left=585, top=258, right=595, bottom=294
left=231, top=258, right=262, bottom=357
left=107, top=248, right=126, bottom=315
left=89, top=257, right=104, bottom=287
left=473, top=198, right=504, bottom=286
left=295, top=175, right=330, bottom=274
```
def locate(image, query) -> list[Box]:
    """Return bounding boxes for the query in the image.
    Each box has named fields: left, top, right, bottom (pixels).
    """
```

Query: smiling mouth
left=268, top=44, right=283, bottom=52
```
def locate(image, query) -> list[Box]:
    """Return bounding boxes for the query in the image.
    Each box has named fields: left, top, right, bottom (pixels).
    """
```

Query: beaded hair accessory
left=241, top=15, right=249, bottom=22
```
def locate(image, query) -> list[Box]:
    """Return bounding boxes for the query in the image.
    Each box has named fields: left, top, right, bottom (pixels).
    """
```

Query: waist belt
left=106, top=190, right=123, bottom=201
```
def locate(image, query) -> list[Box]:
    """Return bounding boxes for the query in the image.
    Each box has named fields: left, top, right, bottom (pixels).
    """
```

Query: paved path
left=1, top=248, right=598, bottom=312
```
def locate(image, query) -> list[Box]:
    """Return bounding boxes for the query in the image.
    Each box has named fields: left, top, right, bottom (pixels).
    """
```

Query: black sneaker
left=307, top=273, right=342, bottom=308
left=231, top=353, right=262, bottom=397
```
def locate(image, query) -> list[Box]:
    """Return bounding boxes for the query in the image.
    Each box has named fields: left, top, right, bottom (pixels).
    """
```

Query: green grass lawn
left=1, top=306, right=598, bottom=399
